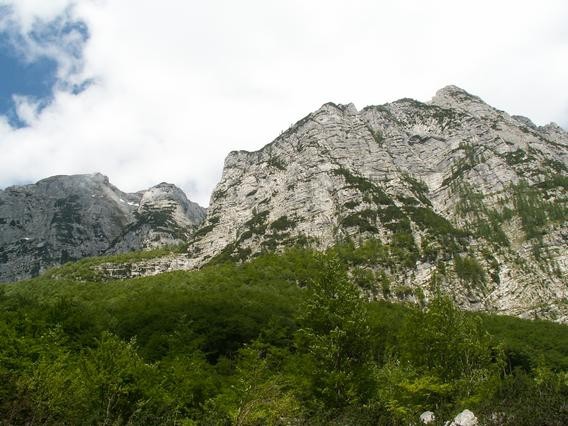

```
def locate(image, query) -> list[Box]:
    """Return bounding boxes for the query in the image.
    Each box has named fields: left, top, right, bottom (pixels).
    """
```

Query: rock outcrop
left=420, top=411, right=436, bottom=424
left=184, top=85, right=567, bottom=321
left=107, top=182, right=206, bottom=253
left=449, top=409, right=478, bottom=426
left=0, top=174, right=205, bottom=281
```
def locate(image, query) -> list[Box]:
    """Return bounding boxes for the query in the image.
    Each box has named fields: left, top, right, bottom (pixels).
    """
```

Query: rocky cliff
left=3, top=86, right=566, bottom=322
left=186, top=85, right=567, bottom=321
left=0, top=173, right=205, bottom=281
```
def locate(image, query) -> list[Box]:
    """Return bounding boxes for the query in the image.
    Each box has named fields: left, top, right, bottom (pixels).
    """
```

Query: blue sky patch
left=0, top=10, right=89, bottom=128
left=0, top=43, right=57, bottom=127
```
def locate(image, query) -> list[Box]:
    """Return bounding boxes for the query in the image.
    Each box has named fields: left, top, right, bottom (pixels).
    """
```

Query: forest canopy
left=0, top=247, right=567, bottom=425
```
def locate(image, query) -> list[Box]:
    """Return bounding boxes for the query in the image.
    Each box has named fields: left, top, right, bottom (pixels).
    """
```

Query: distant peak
left=153, top=182, right=178, bottom=189
left=338, top=102, right=358, bottom=114
left=37, top=172, right=110, bottom=186
left=143, top=182, right=187, bottom=199
left=436, top=85, right=469, bottom=95
left=541, top=122, right=567, bottom=133
left=89, top=172, right=110, bottom=184
left=512, top=115, right=537, bottom=129
left=319, top=102, right=358, bottom=115
left=430, top=85, right=491, bottom=115
left=432, top=85, right=483, bottom=103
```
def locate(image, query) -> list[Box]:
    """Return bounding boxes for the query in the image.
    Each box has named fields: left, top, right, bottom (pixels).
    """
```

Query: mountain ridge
left=1, top=85, right=566, bottom=322
left=181, top=85, right=567, bottom=321
left=0, top=173, right=206, bottom=281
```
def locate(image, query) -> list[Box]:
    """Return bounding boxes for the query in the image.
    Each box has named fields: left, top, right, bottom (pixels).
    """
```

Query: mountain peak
left=151, top=182, right=182, bottom=192
left=185, top=88, right=568, bottom=322
left=430, top=85, right=499, bottom=119
left=141, top=182, right=192, bottom=206
left=318, top=102, right=358, bottom=115
left=431, top=85, right=484, bottom=104
left=0, top=174, right=206, bottom=281
left=542, top=122, right=566, bottom=133
left=37, top=172, right=109, bottom=185
left=512, top=115, right=537, bottom=129
left=435, top=84, right=469, bottom=94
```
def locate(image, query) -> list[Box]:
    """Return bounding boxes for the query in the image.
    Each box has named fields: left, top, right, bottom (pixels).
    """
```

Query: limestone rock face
left=0, top=174, right=205, bottom=281
left=108, top=182, right=206, bottom=253
left=185, top=86, right=567, bottom=322
left=4, top=85, right=566, bottom=323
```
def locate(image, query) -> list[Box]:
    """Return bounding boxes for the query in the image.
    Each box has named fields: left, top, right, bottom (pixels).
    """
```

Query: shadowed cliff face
left=185, top=85, right=567, bottom=321
left=0, top=174, right=205, bottom=281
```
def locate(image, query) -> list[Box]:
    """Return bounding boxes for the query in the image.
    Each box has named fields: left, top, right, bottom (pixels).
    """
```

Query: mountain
left=0, top=173, right=205, bottom=282
left=183, top=85, right=567, bottom=321
left=2, top=86, right=566, bottom=322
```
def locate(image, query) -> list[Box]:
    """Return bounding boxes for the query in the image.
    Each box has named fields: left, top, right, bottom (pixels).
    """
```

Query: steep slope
left=0, top=174, right=205, bottom=281
left=187, top=86, right=567, bottom=321
left=6, top=86, right=565, bottom=321
left=108, top=182, right=206, bottom=253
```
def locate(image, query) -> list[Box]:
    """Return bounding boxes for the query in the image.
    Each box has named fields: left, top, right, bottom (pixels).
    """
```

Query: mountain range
left=0, top=173, right=205, bottom=282
left=1, top=85, right=566, bottom=322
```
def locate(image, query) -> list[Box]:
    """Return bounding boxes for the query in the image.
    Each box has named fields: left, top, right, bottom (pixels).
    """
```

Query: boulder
left=450, top=409, right=478, bottom=426
left=420, top=411, right=436, bottom=424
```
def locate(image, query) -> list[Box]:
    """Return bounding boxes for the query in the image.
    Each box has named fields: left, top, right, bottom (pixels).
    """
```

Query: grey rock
left=0, top=174, right=205, bottom=281
left=420, top=411, right=436, bottom=424
left=179, top=85, right=567, bottom=322
left=450, top=409, right=478, bottom=426
left=9, top=85, right=567, bottom=324
left=108, top=182, right=206, bottom=253
left=511, top=115, right=537, bottom=129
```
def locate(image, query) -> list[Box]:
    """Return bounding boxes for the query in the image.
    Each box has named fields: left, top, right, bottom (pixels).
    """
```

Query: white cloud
left=0, top=0, right=75, bottom=30
left=12, top=95, right=42, bottom=125
left=0, top=0, right=567, bottom=206
left=0, top=0, right=87, bottom=85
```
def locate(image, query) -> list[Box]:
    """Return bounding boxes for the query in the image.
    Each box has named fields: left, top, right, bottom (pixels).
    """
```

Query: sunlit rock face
left=3, top=86, right=566, bottom=323
left=187, top=86, right=567, bottom=322
left=0, top=174, right=205, bottom=282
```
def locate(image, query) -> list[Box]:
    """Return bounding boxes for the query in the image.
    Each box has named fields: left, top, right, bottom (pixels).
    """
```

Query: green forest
left=0, top=247, right=567, bottom=425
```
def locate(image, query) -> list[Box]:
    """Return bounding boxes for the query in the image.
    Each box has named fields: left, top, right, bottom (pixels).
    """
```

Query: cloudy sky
left=0, top=0, right=567, bottom=206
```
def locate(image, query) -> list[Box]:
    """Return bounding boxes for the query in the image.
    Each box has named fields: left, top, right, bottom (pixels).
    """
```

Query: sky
left=0, top=0, right=567, bottom=206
